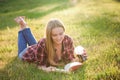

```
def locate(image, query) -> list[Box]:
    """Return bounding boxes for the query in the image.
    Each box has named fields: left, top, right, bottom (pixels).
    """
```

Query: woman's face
left=51, top=27, right=64, bottom=45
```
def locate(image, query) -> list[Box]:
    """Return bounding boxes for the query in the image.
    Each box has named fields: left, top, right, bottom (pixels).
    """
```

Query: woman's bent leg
left=18, top=48, right=28, bottom=60
left=22, top=28, right=37, bottom=46
left=18, top=31, right=27, bottom=55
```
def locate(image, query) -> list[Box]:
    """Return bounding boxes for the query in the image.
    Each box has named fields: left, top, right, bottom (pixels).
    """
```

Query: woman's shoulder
left=37, top=38, right=46, bottom=47
left=40, top=38, right=46, bottom=42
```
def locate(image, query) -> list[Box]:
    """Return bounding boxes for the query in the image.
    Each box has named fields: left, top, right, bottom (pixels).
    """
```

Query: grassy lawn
left=0, top=0, right=120, bottom=80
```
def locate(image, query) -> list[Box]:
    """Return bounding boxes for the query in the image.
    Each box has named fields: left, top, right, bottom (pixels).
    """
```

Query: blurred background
left=0, top=0, right=120, bottom=80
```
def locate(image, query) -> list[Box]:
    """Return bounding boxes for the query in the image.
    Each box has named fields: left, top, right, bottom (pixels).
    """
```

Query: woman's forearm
left=38, top=66, right=57, bottom=72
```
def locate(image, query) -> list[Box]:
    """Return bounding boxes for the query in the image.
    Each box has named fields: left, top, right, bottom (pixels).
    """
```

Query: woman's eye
left=52, top=32, right=64, bottom=37
left=52, top=34, right=57, bottom=37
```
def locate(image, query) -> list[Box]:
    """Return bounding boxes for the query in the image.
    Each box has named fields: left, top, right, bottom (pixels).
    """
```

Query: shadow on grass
left=0, top=44, right=87, bottom=80
left=0, top=0, right=72, bottom=30
left=1, top=56, right=87, bottom=80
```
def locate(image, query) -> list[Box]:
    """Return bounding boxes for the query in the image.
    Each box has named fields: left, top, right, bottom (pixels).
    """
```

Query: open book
left=55, top=62, right=82, bottom=73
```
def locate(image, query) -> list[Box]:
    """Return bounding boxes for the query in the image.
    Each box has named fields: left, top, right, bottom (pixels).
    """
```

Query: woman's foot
left=14, top=16, right=28, bottom=30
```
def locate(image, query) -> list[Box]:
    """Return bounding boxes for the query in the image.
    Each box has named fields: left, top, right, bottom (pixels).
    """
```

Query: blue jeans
left=18, top=28, right=37, bottom=59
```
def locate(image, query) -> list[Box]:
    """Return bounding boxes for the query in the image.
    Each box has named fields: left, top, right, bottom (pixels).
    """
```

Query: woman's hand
left=38, top=66, right=57, bottom=72
left=72, top=57, right=80, bottom=62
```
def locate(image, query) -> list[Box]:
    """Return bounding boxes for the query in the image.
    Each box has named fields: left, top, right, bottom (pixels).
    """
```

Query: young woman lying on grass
left=14, top=16, right=87, bottom=72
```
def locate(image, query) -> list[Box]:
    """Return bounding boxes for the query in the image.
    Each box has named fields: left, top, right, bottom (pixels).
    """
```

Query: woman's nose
left=56, top=35, right=61, bottom=40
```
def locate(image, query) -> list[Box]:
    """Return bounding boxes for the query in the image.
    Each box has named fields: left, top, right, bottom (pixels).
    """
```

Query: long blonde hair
left=45, top=18, right=65, bottom=66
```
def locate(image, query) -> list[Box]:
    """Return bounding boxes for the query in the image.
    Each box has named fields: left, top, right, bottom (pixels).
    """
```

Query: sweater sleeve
left=63, top=35, right=75, bottom=62
left=22, top=38, right=48, bottom=66
left=22, top=44, right=38, bottom=63
left=67, top=36, right=75, bottom=61
left=36, top=38, right=48, bottom=66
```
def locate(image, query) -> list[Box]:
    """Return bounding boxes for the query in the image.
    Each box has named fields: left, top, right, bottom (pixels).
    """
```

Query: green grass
left=0, top=0, right=120, bottom=80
